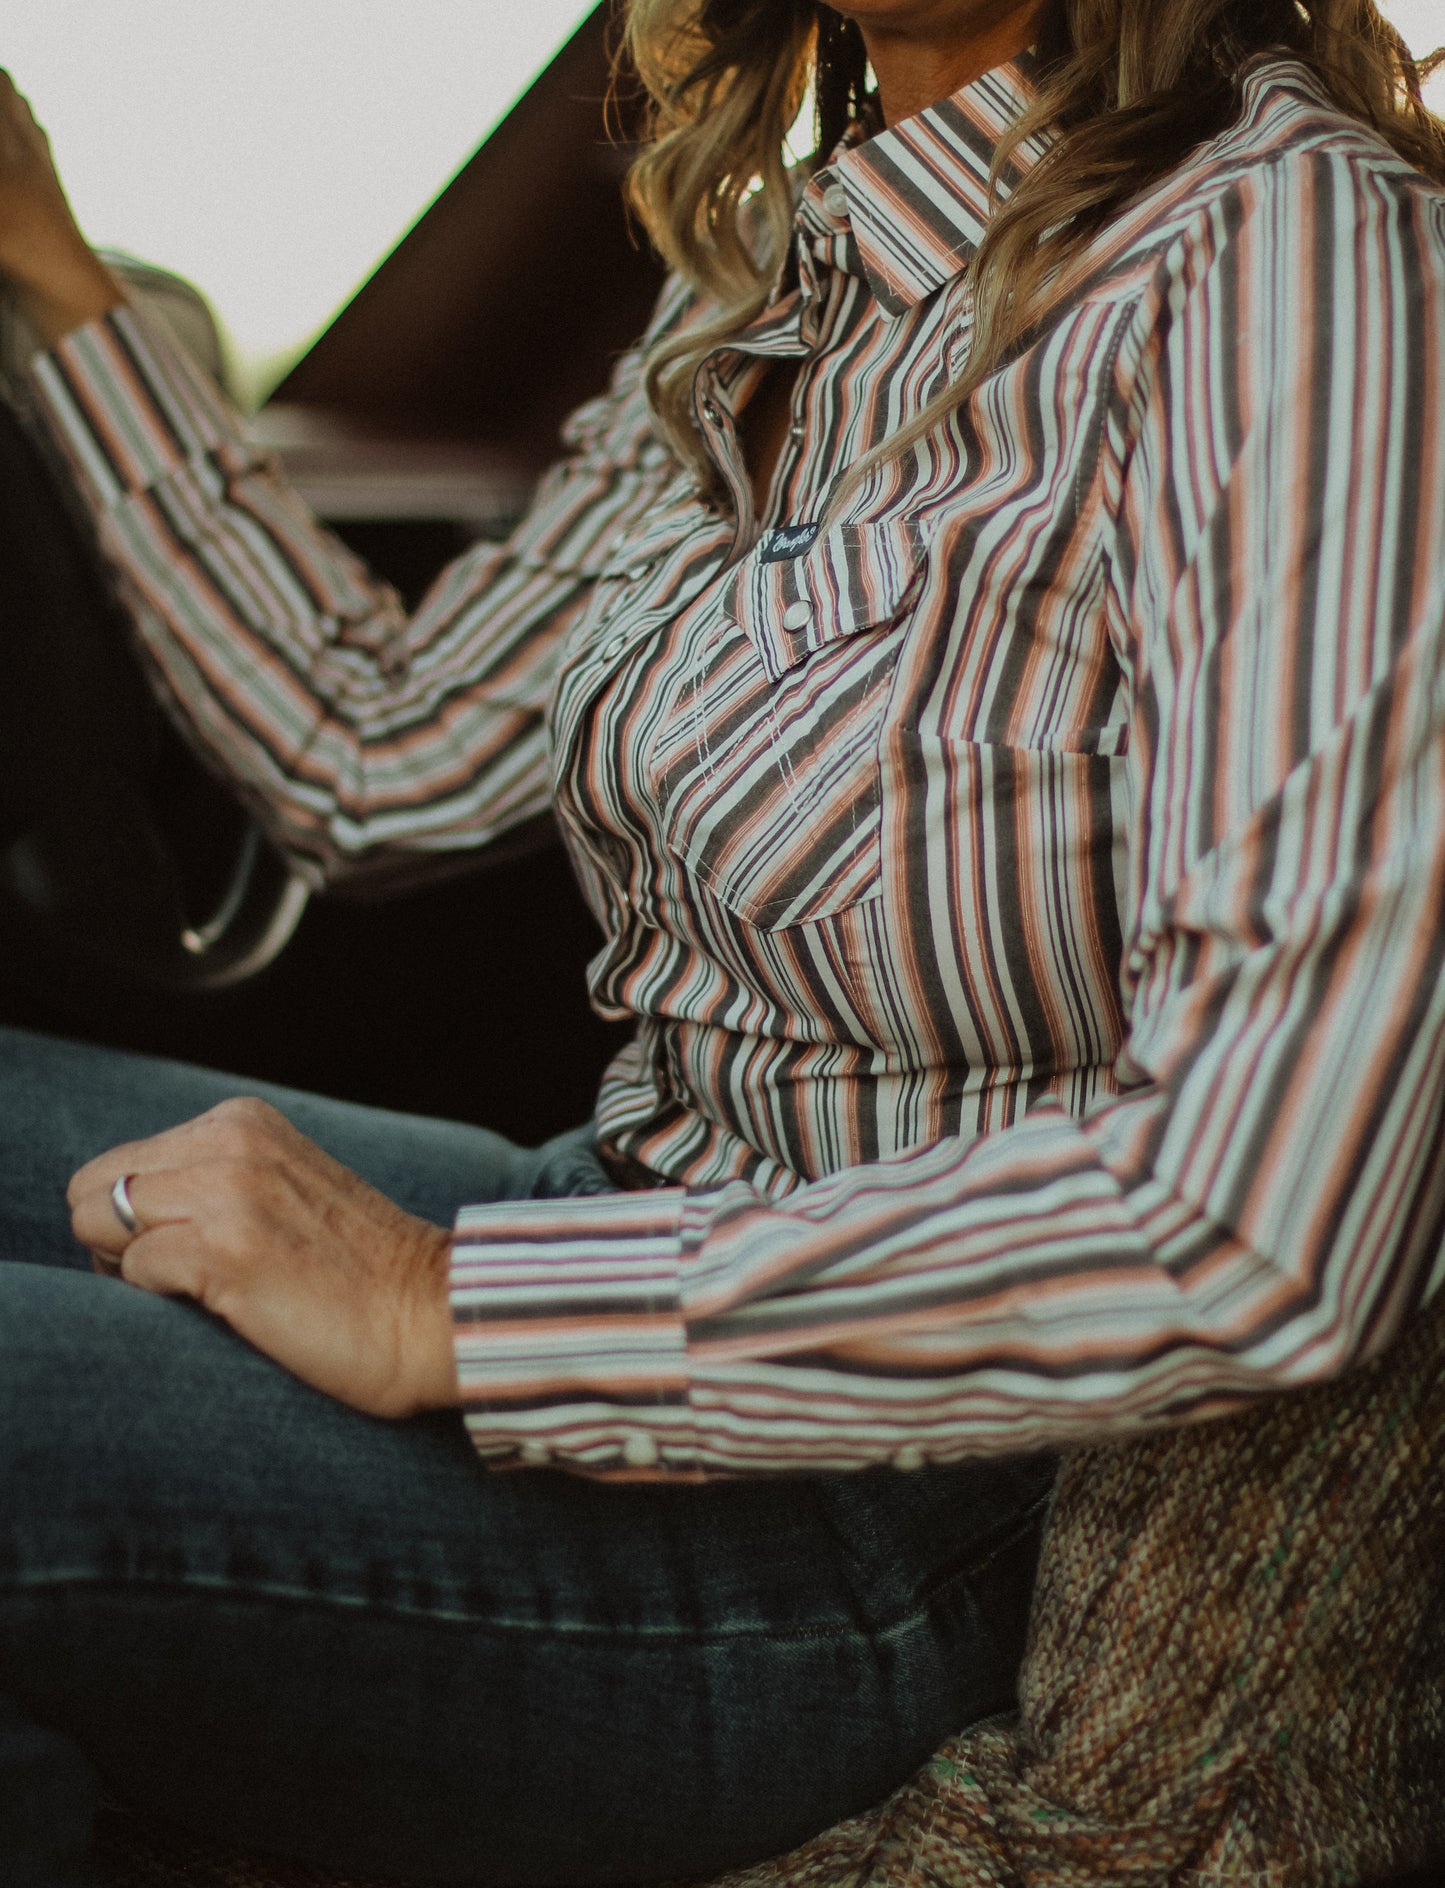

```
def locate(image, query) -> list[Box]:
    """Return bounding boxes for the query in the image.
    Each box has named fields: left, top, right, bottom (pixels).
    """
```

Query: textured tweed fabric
left=96, top=1298, right=1445, bottom=1888
left=696, top=1299, right=1445, bottom=1888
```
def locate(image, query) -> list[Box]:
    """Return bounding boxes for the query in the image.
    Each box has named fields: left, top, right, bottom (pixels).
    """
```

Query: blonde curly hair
left=622, top=0, right=1445, bottom=495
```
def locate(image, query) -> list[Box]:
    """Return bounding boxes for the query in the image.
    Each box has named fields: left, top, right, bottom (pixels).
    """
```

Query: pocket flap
left=724, top=516, right=927, bottom=681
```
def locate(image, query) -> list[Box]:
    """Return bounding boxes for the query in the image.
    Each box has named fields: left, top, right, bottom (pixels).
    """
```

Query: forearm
left=9, top=243, right=124, bottom=348
left=28, top=305, right=587, bottom=885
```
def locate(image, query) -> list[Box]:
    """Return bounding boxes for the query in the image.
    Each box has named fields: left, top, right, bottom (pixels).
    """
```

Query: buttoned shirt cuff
left=29, top=304, right=244, bottom=512
left=449, top=1190, right=700, bottom=1479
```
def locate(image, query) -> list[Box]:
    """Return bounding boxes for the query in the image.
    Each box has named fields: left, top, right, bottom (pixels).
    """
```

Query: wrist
left=402, top=1223, right=463, bottom=1414
left=8, top=245, right=124, bottom=349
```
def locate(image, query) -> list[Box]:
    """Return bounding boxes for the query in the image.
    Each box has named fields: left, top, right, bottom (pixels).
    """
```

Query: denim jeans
left=0, top=1026, right=1056, bottom=1887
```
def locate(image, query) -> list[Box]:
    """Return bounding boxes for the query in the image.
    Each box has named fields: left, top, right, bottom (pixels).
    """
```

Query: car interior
left=0, top=2, right=661, bottom=1152
left=0, top=4, right=1441, bottom=1883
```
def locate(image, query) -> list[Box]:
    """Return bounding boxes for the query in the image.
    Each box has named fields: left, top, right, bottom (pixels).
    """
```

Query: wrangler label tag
left=759, top=523, right=820, bottom=563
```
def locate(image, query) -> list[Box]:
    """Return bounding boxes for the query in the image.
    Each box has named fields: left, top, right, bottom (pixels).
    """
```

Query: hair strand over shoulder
left=619, top=0, right=1444, bottom=502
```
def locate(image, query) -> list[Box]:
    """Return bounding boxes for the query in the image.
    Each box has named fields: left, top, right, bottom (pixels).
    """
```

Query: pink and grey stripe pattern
left=31, top=55, right=1445, bottom=1477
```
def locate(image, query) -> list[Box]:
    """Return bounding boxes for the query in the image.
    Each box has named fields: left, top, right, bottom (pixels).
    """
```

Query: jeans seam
left=0, top=1566, right=998, bottom=1648
left=901, top=1487, right=1053, bottom=1614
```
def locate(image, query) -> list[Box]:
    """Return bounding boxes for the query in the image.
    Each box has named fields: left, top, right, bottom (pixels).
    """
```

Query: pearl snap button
left=603, top=635, right=627, bottom=661
left=892, top=1444, right=927, bottom=1472
left=621, top=1433, right=660, bottom=1469
left=519, top=1442, right=551, bottom=1467
left=703, top=399, right=723, bottom=426
left=782, top=601, right=813, bottom=631
left=823, top=183, right=849, bottom=218
left=788, top=421, right=805, bottom=442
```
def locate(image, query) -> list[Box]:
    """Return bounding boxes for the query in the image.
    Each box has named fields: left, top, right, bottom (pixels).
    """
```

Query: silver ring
left=110, top=1172, right=140, bottom=1236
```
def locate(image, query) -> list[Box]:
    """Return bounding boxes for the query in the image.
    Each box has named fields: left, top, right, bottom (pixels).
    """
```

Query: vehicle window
left=6, top=0, right=598, bottom=405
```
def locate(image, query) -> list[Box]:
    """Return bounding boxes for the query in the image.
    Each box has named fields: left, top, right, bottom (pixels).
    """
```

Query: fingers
left=67, top=1097, right=318, bottom=1266
left=69, top=1161, right=191, bottom=1257
left=116, top=1219, right=211, bottom=1302
left=71, top=1163, right=240, bottom=1311
left=68, top=1139, right=164, bottom=1214
left=67, top=1096, right=293, bottom=1210
left=67, top=1127, right=193, bottom=1244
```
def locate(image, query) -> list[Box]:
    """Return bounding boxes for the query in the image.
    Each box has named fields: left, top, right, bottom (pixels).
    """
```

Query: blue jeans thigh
left=0, top=1030, right=1054, bottom=1883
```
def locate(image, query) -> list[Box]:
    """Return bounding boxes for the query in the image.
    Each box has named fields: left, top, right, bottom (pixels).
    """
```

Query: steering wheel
left=0, top=274, right=309, bottom=996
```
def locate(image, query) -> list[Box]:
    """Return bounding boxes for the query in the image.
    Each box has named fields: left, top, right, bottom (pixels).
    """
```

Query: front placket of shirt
left=547, top=280, right=819, bottom=742
left=543, top=263, right=826, bottom=938
left=551, top=97, right=1008, bottom=926
left=691, top=296, right=815, bottom=548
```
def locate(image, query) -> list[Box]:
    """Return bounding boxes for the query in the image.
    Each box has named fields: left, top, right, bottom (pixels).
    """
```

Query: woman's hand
left=67, top=1098, right=462, bottom=1420
left=0, top=70, right=122, bottom=344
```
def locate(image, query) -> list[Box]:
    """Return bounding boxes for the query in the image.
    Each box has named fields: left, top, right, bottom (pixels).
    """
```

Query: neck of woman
left=856, top=1, right=1044, bottom=126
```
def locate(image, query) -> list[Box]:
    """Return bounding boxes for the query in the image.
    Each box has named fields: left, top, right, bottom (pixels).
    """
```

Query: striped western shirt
left=30, top=54, right=1445, bottom=1477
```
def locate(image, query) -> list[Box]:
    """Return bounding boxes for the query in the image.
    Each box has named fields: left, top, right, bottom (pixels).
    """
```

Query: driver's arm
left=0, top=71, right=693, bottom=891
left=27, top=292, right=689, bottom=890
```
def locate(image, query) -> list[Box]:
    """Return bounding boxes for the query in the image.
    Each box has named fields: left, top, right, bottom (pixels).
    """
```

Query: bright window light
left=1385, top=0, right=1445, bottom=92
left=6, top=3, right=1441, bottom=409
left=6, top=1, right=598, bottom=404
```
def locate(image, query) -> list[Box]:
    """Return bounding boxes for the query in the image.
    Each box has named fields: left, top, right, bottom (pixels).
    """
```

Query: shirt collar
left=812, top=53, right=1052, bottom=316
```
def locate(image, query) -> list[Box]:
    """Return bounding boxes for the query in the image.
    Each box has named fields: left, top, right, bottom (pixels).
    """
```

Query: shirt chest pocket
left=648, top=518, right=925, bottom=930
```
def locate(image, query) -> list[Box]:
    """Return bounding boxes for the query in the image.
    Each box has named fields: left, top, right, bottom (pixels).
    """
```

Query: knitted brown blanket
left=700, top=1298, right=1445, bottom=1888
left=97, top=1297, right=1445, bottom=1887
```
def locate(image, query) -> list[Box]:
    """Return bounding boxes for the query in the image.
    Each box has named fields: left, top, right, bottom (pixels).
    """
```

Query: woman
left=0, top=1, right=1443, bottom=1882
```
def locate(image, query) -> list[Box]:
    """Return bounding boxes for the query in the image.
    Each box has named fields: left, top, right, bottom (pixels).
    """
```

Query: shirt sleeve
left=451, top=147, right=1445, bottom=1478
left=24, top=287, right=687, bottom=887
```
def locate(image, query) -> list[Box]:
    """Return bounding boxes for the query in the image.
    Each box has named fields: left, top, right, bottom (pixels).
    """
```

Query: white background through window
left=5, top=1, right=599, bottom=402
